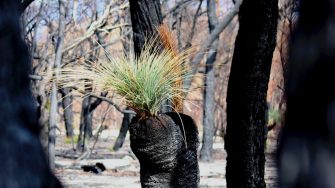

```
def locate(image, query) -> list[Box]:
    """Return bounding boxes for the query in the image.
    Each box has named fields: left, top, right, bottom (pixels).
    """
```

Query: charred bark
left=113, top=109, right=133, bottom=151
left=224, top=0, right=278, bottom=187
left=129, top=113, right=199, bottom=187
left=129, top=0, right=163, bottom=55
left=60, top=88, right=74, bottom=137
left=278, top=0, right=335, bottom=187
left=0, top=0, right=61, bottom=186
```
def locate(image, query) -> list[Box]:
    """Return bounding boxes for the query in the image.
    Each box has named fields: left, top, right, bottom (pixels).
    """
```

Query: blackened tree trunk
left=128, top=1, right=199, bottom=187
left=0, top=0, right=61, bottom=187
left=129, top=0, right=163, bottom=55
left=60, top=88, right=74, bottom=137
left=278, top=0, right=335, bottom=187
left=77, top=96, right=92, bottom=151
left=224, top=0, right=278, bottom=187
left=113, top=109, right=133, bottom=151
left=130, top=113, right=199, bottom=187
left=200, top=0, right=219, bottom=162
left=115, top=0, right=164, bottom=151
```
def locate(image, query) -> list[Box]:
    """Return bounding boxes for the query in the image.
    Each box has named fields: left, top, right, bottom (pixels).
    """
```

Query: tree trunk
left=200, top=0, right=219, bottom=162
left=60, top=88, right=74, bottom=137
left=113, top=108, right=133, bottom=151
left=128, top=1, right=199, bottom=186
left=224, top=0, right=278, bottom=187
left=129, top=113, right=199, bottom=187
left=77, top=96, right=92, bottom=151
left=278, top=0, right=335, bottom=187
left=48, top=0, right=67, bottom=170
left=0, top=0, right=62, bottom=186
left=123, top=0, right=165, bottom=148
left=113, top=10, right=132, bottom=151
left=49, top=84, right=57, bottom=171
left=129, top=0, right=163, bottom=55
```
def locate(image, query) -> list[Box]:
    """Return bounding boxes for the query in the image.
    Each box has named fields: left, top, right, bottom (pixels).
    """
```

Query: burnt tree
left=129, top=0, right=163, bottom=55
left=224, top=0, right=279, bottom=187
left=114, top=0, right=164, bottom=151
left=0, top=0, right=61, bottom=187
left=128, top=0, right=199, bottom=187
left=278, top=0, right=335, bottom=187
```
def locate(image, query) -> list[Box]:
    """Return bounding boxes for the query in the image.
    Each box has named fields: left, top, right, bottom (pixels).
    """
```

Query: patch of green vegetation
left=65, top=135, right=78, bottom=144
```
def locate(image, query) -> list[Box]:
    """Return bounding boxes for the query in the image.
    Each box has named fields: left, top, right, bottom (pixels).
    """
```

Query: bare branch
left=62, top=2, right=129, bottom=53
left=89, top=94, right=136, bottom=115
left=184, top=0, right=243, bottom=91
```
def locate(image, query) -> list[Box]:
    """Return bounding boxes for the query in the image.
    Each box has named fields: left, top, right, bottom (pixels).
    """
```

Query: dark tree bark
left=200, top=0, right=219, bottom=162
left=0, top=0, right=61, bottom=187
left=60, top=88, right=74, bottom=137
left=224, top=0, right=278, bottom=187
left=129, top=0, right=163, bottom=55
left=113, top=109, right=133, bottom=151
left=76, top=96, right=92, bottom=151
left=130, top=113, right=199, bottom=187
left=278, top=0, right=335, bottom=187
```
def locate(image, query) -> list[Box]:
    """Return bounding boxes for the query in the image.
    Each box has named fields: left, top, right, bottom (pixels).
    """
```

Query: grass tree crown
left=56, top=26, right=192, bottom=118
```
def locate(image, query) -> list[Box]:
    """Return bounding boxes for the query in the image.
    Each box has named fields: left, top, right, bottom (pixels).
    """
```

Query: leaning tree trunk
left=129, top=113, right=199, bottom=187
left=224, top=0, right=278, bottom=187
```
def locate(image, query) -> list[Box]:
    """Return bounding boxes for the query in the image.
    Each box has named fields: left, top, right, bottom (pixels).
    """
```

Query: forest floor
left=55, top=129, right=278, bottom=188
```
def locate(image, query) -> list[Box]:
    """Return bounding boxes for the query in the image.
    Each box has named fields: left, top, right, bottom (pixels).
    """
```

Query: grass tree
left=55, top=27, right=200, bottom=187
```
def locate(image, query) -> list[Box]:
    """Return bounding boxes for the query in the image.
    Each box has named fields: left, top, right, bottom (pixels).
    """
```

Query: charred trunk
left=278, top=0, right=335, bottom=187
left=129, top=113, right=199, bottom=187
left=0, top=0, right=61, bottom=186
left=113, top=108, right=134, bottom=151
left=224, top=0, right=278, bottom=187
left=60, top=88, right=74, bottom=137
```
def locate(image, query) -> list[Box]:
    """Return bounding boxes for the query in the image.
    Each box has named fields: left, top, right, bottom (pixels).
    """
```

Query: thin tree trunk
left=224, top=0, right=278, bottom=187
left=60, top=88, right=74, bottom=137
left=49, top=0, right=66, bottom=170
left=113, top=10, right=132, bottom=151
left=200, top=0, right=219, bottom=162
left=49, top=84, right=57, bottom=170
left=77, top=96, right=91, bottom=152
left=113, top=109, right=133, bottom=151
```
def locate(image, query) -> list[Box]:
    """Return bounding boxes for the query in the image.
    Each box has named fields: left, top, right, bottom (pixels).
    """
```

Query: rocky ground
left=55, top=130, right=278, bottom=188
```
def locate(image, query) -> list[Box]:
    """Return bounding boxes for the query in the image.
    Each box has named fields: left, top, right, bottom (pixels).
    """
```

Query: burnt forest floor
left=55, top=129, right=278, bottom=188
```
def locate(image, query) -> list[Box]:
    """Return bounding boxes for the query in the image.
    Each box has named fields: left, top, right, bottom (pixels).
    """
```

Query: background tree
left=199, top=0, right=220, bottom=162
left=224, top=0, right=278, bottom=187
